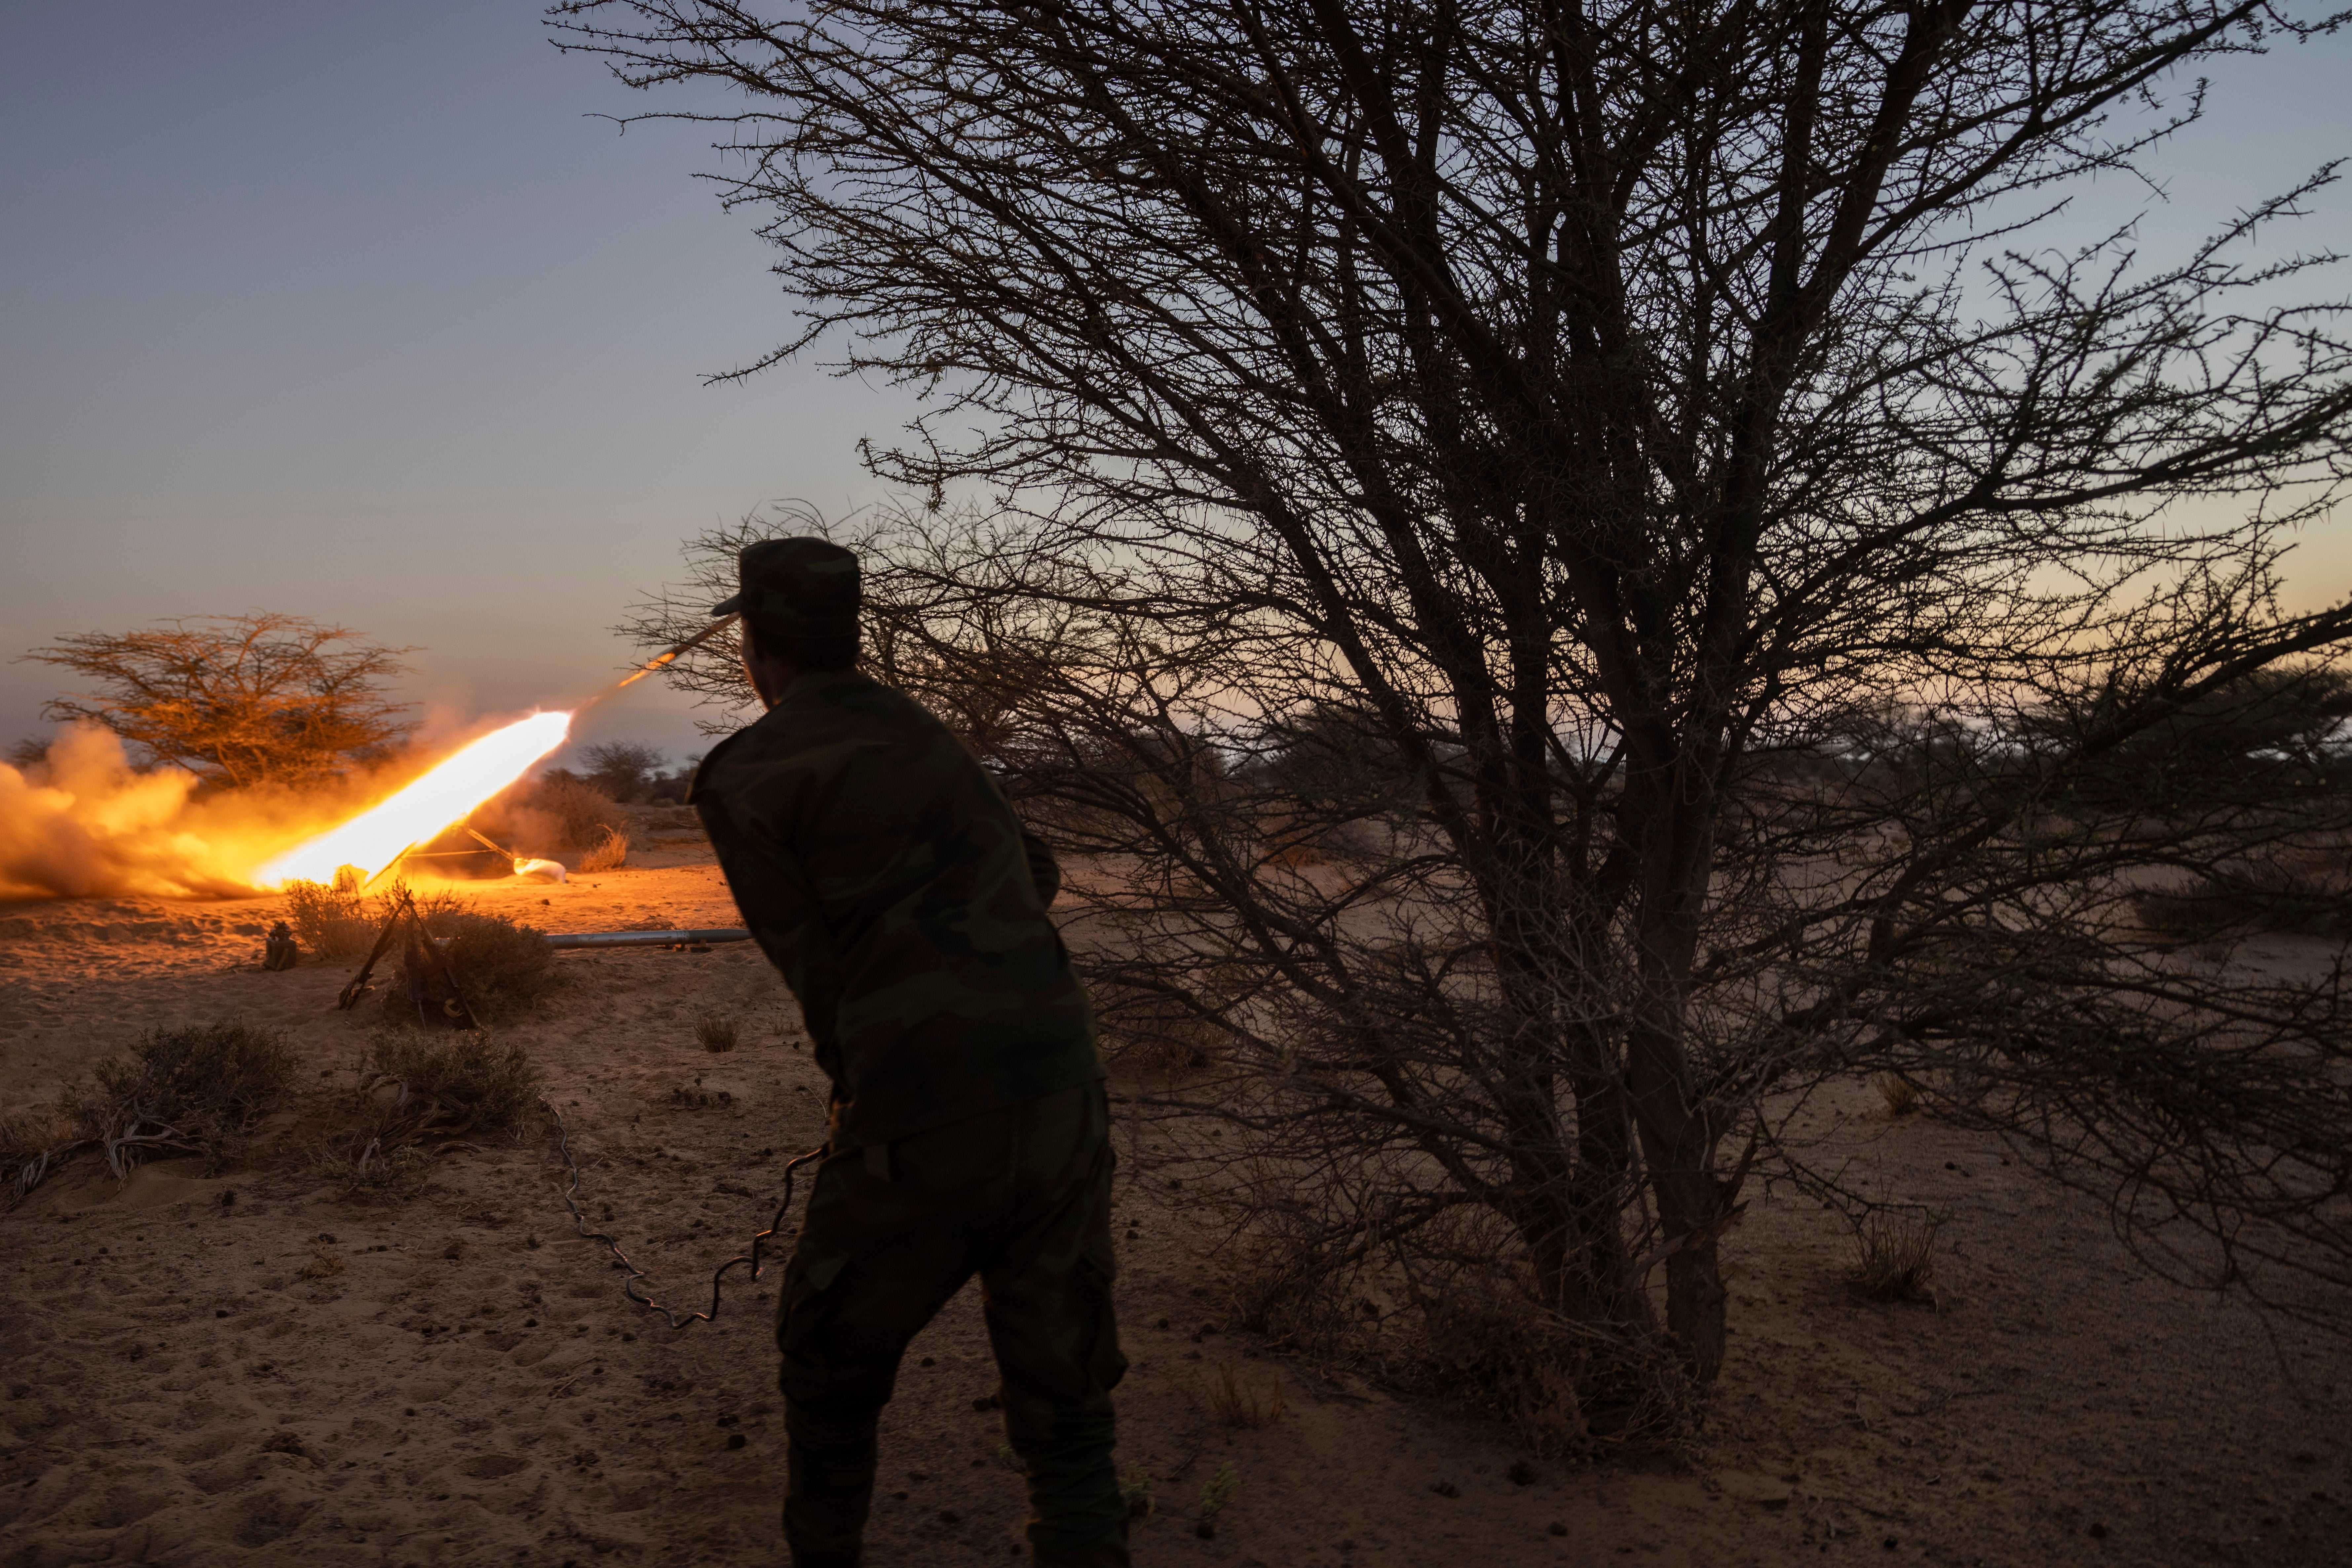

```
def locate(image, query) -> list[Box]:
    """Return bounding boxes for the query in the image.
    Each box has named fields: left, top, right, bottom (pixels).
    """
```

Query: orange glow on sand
left=253, top=711, right=573, bottom=887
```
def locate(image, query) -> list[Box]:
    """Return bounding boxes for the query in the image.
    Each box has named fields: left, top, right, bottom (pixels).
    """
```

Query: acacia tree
left=580, top=740, right=670, bottom=802
left=20, top=614, right=415, bottom=790
left=568, top=0, right=2352, bottom=1399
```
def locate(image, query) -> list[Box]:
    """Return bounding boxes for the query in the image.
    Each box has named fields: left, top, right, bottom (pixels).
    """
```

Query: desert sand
left=1, top=826, right=2346, bottom=1567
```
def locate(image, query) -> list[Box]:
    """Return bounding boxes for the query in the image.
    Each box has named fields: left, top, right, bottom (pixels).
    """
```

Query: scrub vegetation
left=3, top=1022, right=299, bottom=1203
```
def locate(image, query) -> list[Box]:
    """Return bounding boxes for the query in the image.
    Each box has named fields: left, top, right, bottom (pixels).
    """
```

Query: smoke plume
left=0, top=726, right=284, bottom=900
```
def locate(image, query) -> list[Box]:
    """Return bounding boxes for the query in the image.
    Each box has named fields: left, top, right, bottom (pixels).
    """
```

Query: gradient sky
left=5, top=3, right=2352, bottom=772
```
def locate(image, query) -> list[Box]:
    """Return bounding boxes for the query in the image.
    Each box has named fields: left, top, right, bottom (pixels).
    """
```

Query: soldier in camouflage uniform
left=687, top=539, right=1127, bottom=1568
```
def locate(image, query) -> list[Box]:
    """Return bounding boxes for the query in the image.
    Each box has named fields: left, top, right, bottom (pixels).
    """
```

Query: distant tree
left=18, top=614, right=415, bottom=790
left=580, top=740, right=668, bottom=803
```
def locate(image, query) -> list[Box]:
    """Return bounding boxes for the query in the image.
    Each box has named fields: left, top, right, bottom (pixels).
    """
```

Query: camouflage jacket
left=689, top=669, right=1100, bottom=1149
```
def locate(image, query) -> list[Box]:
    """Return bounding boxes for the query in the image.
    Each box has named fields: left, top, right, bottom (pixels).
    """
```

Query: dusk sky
left=6, top=2, right=2352, bottom=771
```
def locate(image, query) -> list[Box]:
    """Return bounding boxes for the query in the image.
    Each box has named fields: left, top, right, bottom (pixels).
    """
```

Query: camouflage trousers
left=778, top=1081, right=1128, bottom=1568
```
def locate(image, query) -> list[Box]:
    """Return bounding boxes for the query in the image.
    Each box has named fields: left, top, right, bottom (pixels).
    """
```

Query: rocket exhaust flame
left=253, top=711, right=573, bottom=888
left=2, top=624, right=709, bottom=901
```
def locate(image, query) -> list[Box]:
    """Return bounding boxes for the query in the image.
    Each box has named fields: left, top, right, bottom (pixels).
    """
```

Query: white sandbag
left=513, top=858, right=568, bottom=883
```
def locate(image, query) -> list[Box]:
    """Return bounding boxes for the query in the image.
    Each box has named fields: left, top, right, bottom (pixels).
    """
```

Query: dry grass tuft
left=1, top=1103, right=80, bottom=1203
left=315, top=1130, right=430, bottom=1198
left=1876, top=1073, right=1922, bottom=1118
left=695, top=1012, right=741, bottom=1053
left=1225, top=1229, right=1358, bottom=1362
left=575, top=823, right=629, bottom=872
left=1205, top=1359, right=1285, bottom=1428
left=298, top=1243, right=346, bottom=1279
left=1853, top=1210, right=1940, bottom=1300
left=1092, top=978, right=1226, bottom=1073
left=0, top=1103, right=75, bottom=1167
left=282, top=879, right=375, bottom=959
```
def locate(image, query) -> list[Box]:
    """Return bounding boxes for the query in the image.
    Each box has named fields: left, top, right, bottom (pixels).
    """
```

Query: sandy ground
left=1, top=837, right=2347, bottom=1567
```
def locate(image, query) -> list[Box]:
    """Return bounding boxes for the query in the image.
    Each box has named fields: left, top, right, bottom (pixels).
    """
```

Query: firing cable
left=542, top=1095, right=824, bottom=1329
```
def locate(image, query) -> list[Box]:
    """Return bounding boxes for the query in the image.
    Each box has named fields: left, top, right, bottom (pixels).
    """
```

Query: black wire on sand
left=542, top=1094, right=824, bottom=1329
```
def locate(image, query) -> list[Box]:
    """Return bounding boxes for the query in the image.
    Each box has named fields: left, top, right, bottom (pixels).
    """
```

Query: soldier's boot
left=1017, top=1414, right=1130, bottom=1568
left=1033, top=1541, right=1130, bottom=1568
left=783, top=1401, right=880, bottom=1568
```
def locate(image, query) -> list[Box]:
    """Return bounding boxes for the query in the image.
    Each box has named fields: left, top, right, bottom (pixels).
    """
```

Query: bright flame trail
left=254, top=711, right=573, bottom=887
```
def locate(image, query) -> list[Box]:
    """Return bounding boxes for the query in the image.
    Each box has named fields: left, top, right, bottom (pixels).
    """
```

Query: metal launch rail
left=540, top=928, right=753, bottom=949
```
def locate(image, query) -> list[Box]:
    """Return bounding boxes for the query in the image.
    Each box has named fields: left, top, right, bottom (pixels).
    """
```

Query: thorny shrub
left=282, top=878, right=374, bottom=959
left=422, top=907, right=557, bottom=1019
left=9, top=1023, right=299, bottom=1203
left=317, top=1031, right=541, bottom=1199
left=365, top=1029, right=541, bottom=1139
left=79, top=1022, right=299, bottom=1172
left=364, top=893, right=558, bottom=1026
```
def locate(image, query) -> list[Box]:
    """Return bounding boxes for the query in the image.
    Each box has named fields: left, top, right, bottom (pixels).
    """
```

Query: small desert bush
left=535, top=775, right=632, bottom=851
left=1853, top=1210, right=1940, bottom=1300
left=364, top=1029, right=541, bottom=1139
left=420, top=906, right=557, bottom=1018
left=9, top=1024, right=298, bottom=1202
left=695, top=1012, right=740, bottom=1053
left=282, top=879, right=375, bottom=959
left=369, top=899, right=557, bottom=1025
left=71, top=1022, right=300, bottom=1175
left=1405, top=1277, right=1602, bottom=1456
left=319, top=1031, right=539, bottom=1196
left=2133, top=852, right=2352, bottom=939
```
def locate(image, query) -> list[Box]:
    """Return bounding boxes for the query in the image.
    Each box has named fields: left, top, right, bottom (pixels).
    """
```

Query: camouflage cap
left=714, top=537, right=861, bottom=639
